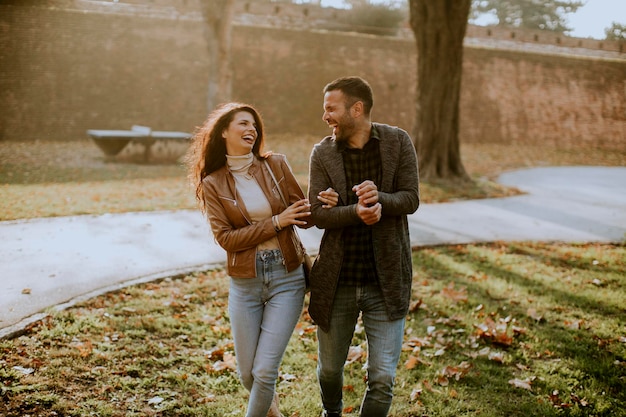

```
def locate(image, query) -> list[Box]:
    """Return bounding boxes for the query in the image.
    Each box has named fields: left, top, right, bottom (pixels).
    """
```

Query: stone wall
left=0, top=2, right=624, bottom=149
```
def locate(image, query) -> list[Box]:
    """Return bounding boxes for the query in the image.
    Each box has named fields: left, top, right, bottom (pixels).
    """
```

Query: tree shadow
left=405, top=244, right=625, bottom=415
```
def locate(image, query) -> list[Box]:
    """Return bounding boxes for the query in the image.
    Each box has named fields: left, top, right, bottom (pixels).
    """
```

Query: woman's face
left=222, top=111, right=258, bottom=156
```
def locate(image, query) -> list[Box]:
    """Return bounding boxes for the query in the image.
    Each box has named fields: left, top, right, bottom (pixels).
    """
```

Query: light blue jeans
left=228, top=249, right=306, bottom=417
left=317, top=283, right=405, bottom=417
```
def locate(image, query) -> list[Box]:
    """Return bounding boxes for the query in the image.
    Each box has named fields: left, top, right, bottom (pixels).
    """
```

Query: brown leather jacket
left=201, top=153, right=312, bottom=278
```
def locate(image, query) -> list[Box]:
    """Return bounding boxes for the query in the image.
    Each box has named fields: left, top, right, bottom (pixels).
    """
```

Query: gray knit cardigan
left=307, top=123, right=420, bottom=332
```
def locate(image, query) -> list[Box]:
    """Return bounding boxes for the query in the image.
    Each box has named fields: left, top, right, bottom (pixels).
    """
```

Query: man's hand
left=353, top=180, right=378, bottom=207
left=356, top=202, right=381, bottom=225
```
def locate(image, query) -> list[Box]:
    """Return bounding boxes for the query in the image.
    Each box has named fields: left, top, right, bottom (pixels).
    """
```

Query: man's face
left=323, top=90, right=356, bottom=143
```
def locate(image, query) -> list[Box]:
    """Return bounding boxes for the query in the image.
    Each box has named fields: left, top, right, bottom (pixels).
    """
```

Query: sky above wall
left=318, top=0, right=626, bottom=40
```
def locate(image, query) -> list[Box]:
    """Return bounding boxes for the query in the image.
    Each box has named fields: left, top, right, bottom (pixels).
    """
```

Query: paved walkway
left=1, top=166, right=625, bottom=339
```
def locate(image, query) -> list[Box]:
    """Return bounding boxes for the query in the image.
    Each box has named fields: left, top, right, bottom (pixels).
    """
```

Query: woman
left=187, top=102, right=312, bottom=417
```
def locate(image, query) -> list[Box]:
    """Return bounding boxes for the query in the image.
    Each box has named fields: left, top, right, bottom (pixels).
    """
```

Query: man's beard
left=333, top=115, right=356, bottom=143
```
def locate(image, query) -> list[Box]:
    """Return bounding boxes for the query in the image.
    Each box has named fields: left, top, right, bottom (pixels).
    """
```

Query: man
left=307, top=76, right=420, bottom=417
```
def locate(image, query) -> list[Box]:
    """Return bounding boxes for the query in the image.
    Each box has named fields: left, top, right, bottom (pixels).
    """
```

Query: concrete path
left=1, top=166, right=625, bottom=339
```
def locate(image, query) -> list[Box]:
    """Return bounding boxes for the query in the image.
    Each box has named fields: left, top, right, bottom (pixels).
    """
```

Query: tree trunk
left=200, top=0, right=235, bottom=111
left=409, top=0, right=471, bottom=182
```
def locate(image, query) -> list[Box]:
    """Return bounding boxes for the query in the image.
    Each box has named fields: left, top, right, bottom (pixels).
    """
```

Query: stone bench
left=87, top=125, right=192, bottom=162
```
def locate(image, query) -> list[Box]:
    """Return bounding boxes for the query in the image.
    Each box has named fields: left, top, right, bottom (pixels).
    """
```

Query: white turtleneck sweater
left=226, top=153, right=280, bottom=251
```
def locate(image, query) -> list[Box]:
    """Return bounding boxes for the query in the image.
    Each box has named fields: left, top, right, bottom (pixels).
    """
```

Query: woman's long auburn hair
left=186, top=102, right=266, bottom=213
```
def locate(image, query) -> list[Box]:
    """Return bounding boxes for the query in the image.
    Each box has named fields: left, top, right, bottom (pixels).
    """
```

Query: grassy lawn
left=1, top=243, right=624, bottom=416
left=0, top=137, right=625, bottom=416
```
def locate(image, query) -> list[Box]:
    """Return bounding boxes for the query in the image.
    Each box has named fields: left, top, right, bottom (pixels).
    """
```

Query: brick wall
left=0, top=2, right=624, bottom=149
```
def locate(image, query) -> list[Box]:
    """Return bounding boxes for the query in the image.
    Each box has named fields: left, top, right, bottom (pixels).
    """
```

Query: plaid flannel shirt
left=338, top=127, right=382, bottom=285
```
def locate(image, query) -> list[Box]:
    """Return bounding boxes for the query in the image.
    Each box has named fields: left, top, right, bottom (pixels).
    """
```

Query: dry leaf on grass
left=508, top=378, right=533, bottom=391
left=440, top=282, right=468, bottom=303
left=210, top=352, right=237, bottom=373
left=345, top=346, right=365, bottom=365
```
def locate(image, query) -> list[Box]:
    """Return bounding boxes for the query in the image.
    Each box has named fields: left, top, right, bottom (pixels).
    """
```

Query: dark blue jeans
left=317, top=283, right=405, bottom=417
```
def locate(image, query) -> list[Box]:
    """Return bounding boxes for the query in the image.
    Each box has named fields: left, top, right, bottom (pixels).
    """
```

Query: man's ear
left=351, top=101, right=364, bottom=118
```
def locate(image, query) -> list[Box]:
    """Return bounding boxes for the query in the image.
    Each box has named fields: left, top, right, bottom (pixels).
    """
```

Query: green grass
left=1, top=243, right=624, bottom=416
left=1, top=136, right=625, bottom=416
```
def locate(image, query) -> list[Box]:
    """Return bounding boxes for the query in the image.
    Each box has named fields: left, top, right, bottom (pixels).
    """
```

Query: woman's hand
left=318, top=187, right=339, bottom=209
left=276, top=198, right=311, bottom=228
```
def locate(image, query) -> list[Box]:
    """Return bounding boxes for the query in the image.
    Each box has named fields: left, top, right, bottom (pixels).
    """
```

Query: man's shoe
left=321, top=411, right=341, bottom=417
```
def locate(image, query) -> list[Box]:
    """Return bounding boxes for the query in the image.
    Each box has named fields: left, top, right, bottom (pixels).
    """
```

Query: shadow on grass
left=406, top=243, right=625, bottom=416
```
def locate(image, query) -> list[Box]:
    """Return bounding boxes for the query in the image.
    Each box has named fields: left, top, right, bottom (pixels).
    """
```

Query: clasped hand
left=317, top=181, right=381, bottom=225
left=276, top=198, right=311, bottom=227
left=354, top=180, right=381, bottom=225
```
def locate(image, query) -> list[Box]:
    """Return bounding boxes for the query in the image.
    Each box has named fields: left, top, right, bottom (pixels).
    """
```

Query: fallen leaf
left=12, top=366, right=34, bottom=375
left=197, top=394, right=216, bottom=403
left=403, top=336, right=431, bottom=349
left=478, top=347, right=490, bottom=356
left=564, top=319, right=584, bottom=330
left=21, top=288, right=31, bottom=295
left=422, top=379, right=438, bottom=393
left=488, top=351, right=505, bottom=363
left=474, top=317, right=514, bottom=347
left=512, top=326, right=527, bottom=336
left=440, top=282, right=468, bottom=303
left=526, top=308, right=543, bottom=322
left=410, top=384, right=422, bottom=401
left=570, top=392, right=589, bottom=407
left=493, top=331, right=513, bottom=347
left=148, top=396, right=164, bottom=405
left=508, top=378, right=532, bottom=391
left=295, top=321, right=316, bottom=336
left=409, top=299, right=423, bottom=312
left=440, top=362, right=472, bottom=381
left=405, top=355, right=419, bottom=370
left=345, top=346, right=365, bottom=365
left=280, top=372, right=297, bottom=382
left=549, top=389, right=561, bottom=405
left=210, top=352, right=237, bottom=373
left=75, top=340, right=93, bottom=358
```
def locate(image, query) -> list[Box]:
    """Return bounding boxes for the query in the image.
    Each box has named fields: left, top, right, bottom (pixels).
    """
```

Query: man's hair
left=323, top=76, right=373, bottom=116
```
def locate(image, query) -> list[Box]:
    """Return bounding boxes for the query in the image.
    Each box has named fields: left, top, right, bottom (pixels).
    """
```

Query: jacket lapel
left=321, top=141, right=348, bottom=205
left=376, top=123, right=397, bottom=193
